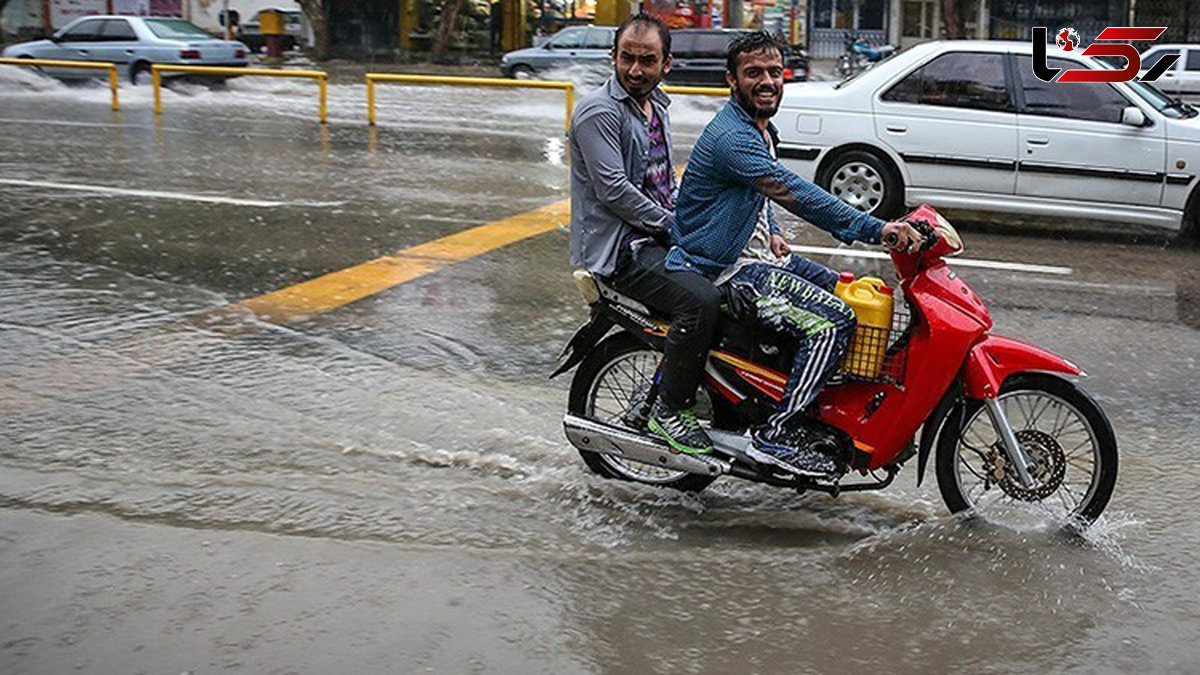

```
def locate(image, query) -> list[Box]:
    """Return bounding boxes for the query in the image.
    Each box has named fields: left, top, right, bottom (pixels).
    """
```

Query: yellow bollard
left=153, top=67, right=162, bottom=115
left=564, top=84, right=574, bottom=137
left=318, top=73, right=327, bottom=124
left=366, top=76, right=376, bottom=126
left=108, top=65, right=119, bottom=111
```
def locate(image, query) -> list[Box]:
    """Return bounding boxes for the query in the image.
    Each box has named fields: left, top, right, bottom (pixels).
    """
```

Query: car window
left=671, top=33, right=695, bottom=58
left=98, top=19, right=137, bottom=41
left=692, top=33, right=733, bottom=59
left=1015, top=55, right=1132, bottom=123
left=61, top=19, right=105, bottom=41
left=583, top=29, right=612, bottom=50
left=144, top=19, right=211, bottom=40
left=548, top=28, right=586, bottom=49
left=881, top=52, right=1010, bottom=112
left=1188, top=49, right=1200, bottom=71
left=1141, top=48, right=1180, bottom=71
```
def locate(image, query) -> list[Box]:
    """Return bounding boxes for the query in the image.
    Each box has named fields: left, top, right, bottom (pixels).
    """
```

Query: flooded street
left=2, top=67, right=1199, bottom=673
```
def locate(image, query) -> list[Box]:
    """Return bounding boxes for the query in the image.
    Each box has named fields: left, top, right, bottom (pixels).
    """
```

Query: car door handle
left=885, top=124, right=907, bottom=133
left=1026, top=136, right=1050, bottom=146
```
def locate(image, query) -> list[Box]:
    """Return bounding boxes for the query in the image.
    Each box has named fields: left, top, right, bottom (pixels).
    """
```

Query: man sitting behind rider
left=667, top=31, right=921, bottom=477
left=569, top=12, right=723, bottom=455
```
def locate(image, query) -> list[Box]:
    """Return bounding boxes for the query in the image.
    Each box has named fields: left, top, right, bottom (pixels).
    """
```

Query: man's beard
left=736, top=84, right=779, bottom=119
left=619, top=72, right=657, bottom=98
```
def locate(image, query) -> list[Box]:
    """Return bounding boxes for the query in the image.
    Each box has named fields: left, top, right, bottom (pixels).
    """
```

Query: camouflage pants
left=723, top=256, right=857, bottom=435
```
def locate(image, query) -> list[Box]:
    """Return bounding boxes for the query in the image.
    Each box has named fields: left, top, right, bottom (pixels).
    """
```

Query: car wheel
left=510, top=64, right=535, bottom=80
left=1178, top=186, right=1200, bottom=248
left=129, top=61, right=152, bottom=86
left=818, top=149, right=904, bottom=219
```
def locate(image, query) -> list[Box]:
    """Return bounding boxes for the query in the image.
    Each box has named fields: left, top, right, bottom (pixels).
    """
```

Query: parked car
left=0, top=15, right=249, bottom=84
left=668, top=28, right=808, bottom=86
left=236, top=9, right=304, bottom=53
left=773, top=40, right=1200, bottom=241
left=500, top=26, right=809, bottom=85
left=500, top=26, right=615, bottom=78
left=1137, top=44, right=1200, bottom=98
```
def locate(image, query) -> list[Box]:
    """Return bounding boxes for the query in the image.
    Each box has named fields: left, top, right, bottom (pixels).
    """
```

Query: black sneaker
left=648, top=400, right=714, bottom=455
left=747, top=423, right=841, bottom=478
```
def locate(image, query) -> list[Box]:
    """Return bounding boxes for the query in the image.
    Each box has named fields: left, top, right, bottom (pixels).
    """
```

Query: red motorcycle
left=555, top=206, right=1118, bottom=524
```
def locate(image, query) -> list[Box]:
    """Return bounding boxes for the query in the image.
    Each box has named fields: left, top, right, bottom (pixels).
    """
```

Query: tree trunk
left=432, top=0, right=463, bottom=58
left=295, top=0, right=328, bottom=60
left=940, top=0, right=965, bottom=40
left=0, top=0, right=12, bottom=47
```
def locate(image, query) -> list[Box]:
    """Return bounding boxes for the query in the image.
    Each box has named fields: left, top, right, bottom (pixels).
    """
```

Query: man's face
left=727, top=47, right=784, bottom=120
left=613, top=25, right=670, bottom=100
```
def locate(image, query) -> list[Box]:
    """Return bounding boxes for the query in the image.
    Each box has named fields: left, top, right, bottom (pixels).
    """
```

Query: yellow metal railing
left=152, top=65, right=328, bottom=123
left=366, top=74, right=575, bottom=135
left=0, top=57, right=120, bottom=111
left=662, top=85, right=730, bottom=97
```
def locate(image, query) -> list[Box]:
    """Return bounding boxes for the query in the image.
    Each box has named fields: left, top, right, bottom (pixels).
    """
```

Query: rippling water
left=2, top=70, right=1199, bottom=673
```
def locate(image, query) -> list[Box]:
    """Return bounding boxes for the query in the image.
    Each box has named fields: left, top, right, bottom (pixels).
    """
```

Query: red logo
left=1055, top=27, right=1080, bottom=51
left=1032, top=26, right=1174, bottom=83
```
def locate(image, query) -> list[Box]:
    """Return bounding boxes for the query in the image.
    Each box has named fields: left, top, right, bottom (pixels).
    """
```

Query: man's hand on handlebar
left=770, top=233, right=791, bottom=258
left=880, top=221, right=925, bottom=253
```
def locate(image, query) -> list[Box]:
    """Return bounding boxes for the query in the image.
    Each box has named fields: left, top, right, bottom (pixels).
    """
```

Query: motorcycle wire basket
left=837, top=303, right=911, bottom=385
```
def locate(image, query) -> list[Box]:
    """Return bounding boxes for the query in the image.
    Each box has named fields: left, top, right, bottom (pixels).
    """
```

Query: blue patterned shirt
left=666, top=97, right=885, bottom=279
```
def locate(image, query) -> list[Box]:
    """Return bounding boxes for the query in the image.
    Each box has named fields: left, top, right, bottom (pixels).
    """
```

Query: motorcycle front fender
left=960, top=334, right=1085, bottom=399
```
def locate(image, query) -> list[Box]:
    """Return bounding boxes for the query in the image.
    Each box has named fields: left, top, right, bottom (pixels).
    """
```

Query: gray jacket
left=568, top=77, right=675, bottom=277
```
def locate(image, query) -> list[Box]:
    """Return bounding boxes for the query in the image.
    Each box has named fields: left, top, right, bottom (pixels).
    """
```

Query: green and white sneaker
left=648, top=400, right=714, bottom=455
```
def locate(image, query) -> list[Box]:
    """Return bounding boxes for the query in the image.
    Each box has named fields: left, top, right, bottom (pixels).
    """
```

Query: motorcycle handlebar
left=883, top=219, right=938, bottom=251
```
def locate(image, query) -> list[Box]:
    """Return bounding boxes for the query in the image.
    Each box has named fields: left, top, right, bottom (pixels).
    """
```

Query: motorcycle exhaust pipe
left=562, top=414, right=730, bottom=477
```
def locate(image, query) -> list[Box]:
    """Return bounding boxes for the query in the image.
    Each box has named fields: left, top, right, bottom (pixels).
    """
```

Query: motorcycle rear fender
left=960, top=334, right=1085, bottom=399
left=549, top=309, right=614, bottom=379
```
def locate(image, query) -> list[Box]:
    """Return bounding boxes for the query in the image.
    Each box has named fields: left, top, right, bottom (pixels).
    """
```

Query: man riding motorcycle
left=667, top=31, right=922, bottom=477
left=569, top=13, right=724, bottom=457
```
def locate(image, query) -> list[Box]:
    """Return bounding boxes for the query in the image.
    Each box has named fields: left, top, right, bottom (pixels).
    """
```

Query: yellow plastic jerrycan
left=835, top=274, right=895, bottom=378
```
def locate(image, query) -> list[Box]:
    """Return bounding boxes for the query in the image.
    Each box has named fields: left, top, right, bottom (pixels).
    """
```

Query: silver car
left=1, top=15, right=249, bottom=84
left=500, top=26, right=615, bottom=79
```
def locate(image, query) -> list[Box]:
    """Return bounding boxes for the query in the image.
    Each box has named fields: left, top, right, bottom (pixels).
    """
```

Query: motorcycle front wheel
left=567, top=333, right=718, bottom=492
left=935, top=373, right=1118, bottom=526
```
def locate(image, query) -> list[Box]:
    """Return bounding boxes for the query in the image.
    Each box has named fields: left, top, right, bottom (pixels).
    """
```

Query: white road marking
left=790, top=244, right=1074, bottom=276
left=0, top=178, right=342, bottom=208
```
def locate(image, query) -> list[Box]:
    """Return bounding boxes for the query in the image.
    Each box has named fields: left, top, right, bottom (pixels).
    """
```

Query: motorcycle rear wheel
left=935, top=373, right=1118, bottom=526
left=567, top=333, right=719, bottom=492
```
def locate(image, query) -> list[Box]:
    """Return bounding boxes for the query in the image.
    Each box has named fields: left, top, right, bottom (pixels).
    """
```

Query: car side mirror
left=1120, top=106, right=1147, bottom=127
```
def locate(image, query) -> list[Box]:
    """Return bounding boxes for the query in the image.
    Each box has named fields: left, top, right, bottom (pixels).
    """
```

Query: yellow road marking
left=0, top=199, right=570, bottom=413
left=236, top=198, right=570, bottom=323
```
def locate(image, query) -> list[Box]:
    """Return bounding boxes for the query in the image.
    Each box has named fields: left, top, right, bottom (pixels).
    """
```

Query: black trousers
left=606, top=241, right=722, bottom=411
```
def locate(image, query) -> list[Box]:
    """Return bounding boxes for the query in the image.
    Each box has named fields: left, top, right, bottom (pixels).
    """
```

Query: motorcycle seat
left=572, top=269, right=655, bottom=318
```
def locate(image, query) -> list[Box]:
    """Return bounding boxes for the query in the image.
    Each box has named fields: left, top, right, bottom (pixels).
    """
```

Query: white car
left=1138, top=44, right=1200, bottom=98
left=775, top=40, right=1200, bottom=241
left=1, top=15, right=249, bottom=84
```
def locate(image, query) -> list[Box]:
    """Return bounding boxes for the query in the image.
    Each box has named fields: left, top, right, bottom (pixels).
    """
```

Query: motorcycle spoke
left=1025, top=396, right=1055, bottom=430
left=598, top=378, right=632, bottom=408
left=1050, top=406, right=1075, bottom=438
